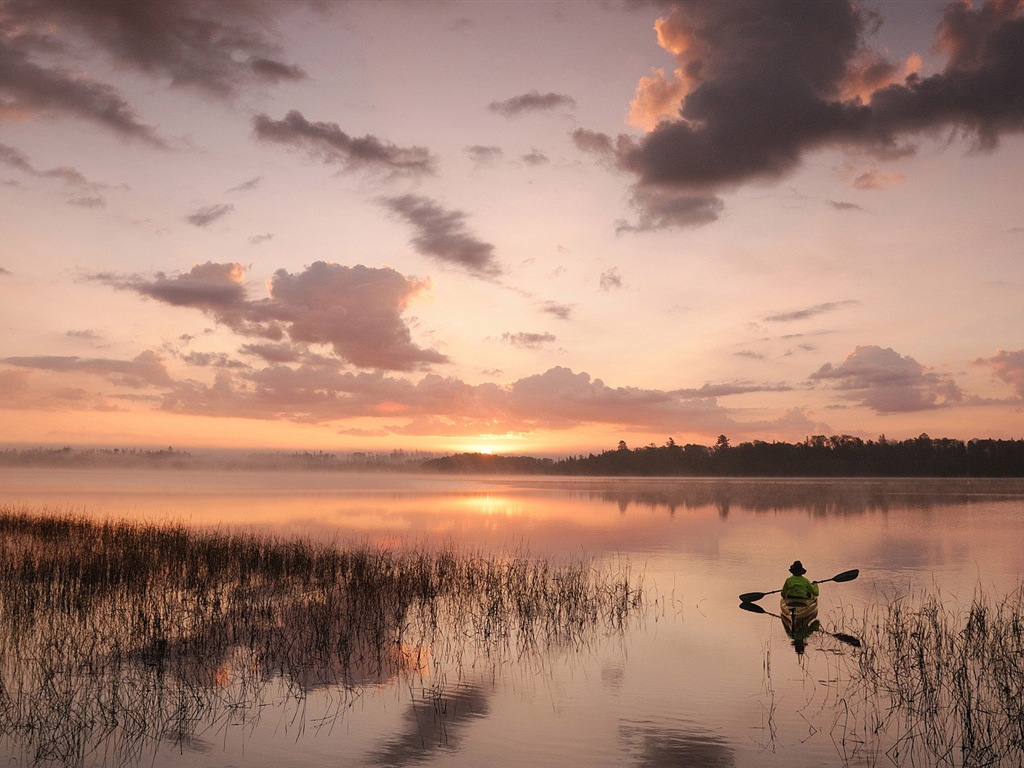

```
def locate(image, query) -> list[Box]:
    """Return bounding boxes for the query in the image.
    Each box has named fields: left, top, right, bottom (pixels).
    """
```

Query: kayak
left=780, top=594, right=818, bottom=632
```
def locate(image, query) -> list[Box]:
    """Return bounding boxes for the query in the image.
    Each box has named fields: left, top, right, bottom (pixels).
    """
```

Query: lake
left=2, top=468, right=1023, bottom=767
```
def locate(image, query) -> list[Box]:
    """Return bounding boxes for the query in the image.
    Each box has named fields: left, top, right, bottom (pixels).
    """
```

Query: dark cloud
left=185, top=203, right=234, bottom=227
left=381, top=194, right=501, bottom=276
left=582, top=0, right=1024, bottom=229
left=253, top=110, right=437, bottom=176
left=502, top=332, right=556, bottom=348
left=810, top=345, right=964, bottom=413
left=974, top=349, right=1024, bottom=398
left=249, top=58, right=305, bottom=83
left=101, top=261, right=447, bottom=372
left=616, top=187, right=724, bottom=232
left=248, top=233, right=274, bottom=244
left=2, top=0, right=305, bottom=95
left=765, top=300, right=858, bottom=322
left=599, top=267, right=623, bottom=291
left=572, top=128, right=617, bottom=156
left=0, top=37, right=163, bottom=144
left=488, top=90, right=576, bottom=117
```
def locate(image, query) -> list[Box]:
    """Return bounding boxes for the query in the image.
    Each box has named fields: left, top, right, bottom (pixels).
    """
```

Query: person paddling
left=781, top=561, right=819, bottom=600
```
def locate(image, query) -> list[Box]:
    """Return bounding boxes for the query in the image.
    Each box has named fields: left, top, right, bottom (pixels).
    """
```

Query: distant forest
left=421, top=435, right=1024, bottom=477
left=3, top=435, right=1023, bottom=477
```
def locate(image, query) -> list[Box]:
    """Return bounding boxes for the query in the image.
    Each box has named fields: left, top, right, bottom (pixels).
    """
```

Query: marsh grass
left=0, top=506, right=644, bottom=766
left=829, top=587, right=1024, bottom=767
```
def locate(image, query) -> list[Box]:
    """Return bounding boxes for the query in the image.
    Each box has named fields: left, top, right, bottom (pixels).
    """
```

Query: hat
left=789, top=560, right=806, bottom=576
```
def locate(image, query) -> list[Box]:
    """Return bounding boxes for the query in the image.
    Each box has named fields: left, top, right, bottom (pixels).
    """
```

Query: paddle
left=738, top=600, right=862, bottom=648
left=738, top=568, right=859, bottom=604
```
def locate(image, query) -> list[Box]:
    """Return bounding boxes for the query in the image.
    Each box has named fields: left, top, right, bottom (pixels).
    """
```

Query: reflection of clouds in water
left=620, top=722, right=735, bottom=768
left=370, top=683, right=489, bottom=767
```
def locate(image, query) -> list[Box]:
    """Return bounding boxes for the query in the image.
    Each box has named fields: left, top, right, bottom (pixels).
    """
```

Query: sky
left=1, top=0, right=1023, bottom=456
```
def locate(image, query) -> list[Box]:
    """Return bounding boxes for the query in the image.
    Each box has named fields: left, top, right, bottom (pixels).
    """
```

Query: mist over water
left=2, top=469, right=1023, bottom=767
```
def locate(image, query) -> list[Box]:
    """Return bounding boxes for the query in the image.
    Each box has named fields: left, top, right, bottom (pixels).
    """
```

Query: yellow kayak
left=780, top=594, right=818, bottom=632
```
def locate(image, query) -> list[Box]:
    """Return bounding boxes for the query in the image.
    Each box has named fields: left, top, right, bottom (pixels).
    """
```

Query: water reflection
left=370, top=684, right=489, bottom=767
left=620, top=722, right=735, bottom=767
left=0, top=510, right=642, bottom=767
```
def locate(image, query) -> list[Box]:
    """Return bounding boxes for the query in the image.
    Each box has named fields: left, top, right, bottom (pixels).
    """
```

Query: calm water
left=2, top=468, right=1024, bottom=767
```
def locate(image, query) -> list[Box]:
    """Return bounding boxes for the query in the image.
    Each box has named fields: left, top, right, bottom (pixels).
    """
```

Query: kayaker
left=781, top=561, right=819, bottom=600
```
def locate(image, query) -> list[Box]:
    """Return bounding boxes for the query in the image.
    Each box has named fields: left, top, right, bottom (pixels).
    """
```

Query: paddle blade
left=832, top=632, right=862, bottom=648
left=832, top=568, right=860, bottom=583
left=739, top=591, right=766, bottom=603
left=739, top=601, right=767, bottom=614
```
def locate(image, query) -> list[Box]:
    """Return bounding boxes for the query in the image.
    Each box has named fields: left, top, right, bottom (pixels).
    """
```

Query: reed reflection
left=0, top=507, right=644, bottom=767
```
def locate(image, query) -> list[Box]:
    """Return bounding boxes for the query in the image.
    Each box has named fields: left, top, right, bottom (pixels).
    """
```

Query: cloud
left=540, top=301, right=572, bottom=320
left=253, top=110, right=437, bottom=176
left=154, top=363, right=801, bottom=438
left=0, top=142, right=34, bottom=174
left=100, top=261, right=447, bottom=372
left=2, top=350, right=172, bottom=388
left=599, top=268, right=623, bottom=291
left=974, top=349, right=1024, bottom=398
left=616, top=187, right=724, bottom=232
left=501, top=332, right=556, bottom=348
left=249, top=233, right=274, bottom=244
left=465, top=145, right=503, bottom=165
left=0, top=141, right=109, bottom=202
left=521, top=149, right=549, bottom=166
left=228, top=176, right=263, bottom=193
left=381, top=194, right=501, bottom=276
left=580, top=0, right=1024, bottom=229
left=0, top=37, right=164, bottom=144
left=185, top=203, right=234, bottom=227
left=674, top=381, right=792, bottom=398
left=810, top=345, right=964, bottom=413
left=765, top=300, right=858, bottom=322
left=628, top=67, right=689, bottom=131
left=2, top=0, right=305, bottom=97
left=852, top=168, right=906, bottom=190
left=827, top=200, right=866, bottom=212
left=571, top=128, right=617, bottom=157
left=488, top=90, right=576, bottom=118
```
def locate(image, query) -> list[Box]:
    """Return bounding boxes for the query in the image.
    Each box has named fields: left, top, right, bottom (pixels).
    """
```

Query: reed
left=831, top=586, right=1024, bottom=767
left=0, top=506, right=645, bottom=766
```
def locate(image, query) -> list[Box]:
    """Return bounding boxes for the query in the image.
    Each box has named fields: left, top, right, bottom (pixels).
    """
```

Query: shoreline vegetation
left=0, top=507, right=644, bottom=766
left=829, top=587, right=1024, bottom=767
left=2, top=433, right=1024, bottom=476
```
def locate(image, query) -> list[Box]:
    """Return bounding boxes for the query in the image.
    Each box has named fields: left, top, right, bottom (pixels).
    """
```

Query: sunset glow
left=1, top=1, right=1023, bottom=456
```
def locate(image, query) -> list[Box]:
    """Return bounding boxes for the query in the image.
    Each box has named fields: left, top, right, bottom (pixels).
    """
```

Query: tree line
left=420, top=435, right=1024, bottom=477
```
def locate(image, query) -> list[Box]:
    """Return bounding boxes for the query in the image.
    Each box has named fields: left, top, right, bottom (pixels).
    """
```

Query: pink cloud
left=974, top=349, right=1024, bottom=398
left=811, top=345, right=964, bottom=413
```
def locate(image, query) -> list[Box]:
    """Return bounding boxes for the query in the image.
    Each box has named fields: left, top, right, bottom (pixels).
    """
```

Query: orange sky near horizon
left=1, top=1, right=1023, bottom=457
